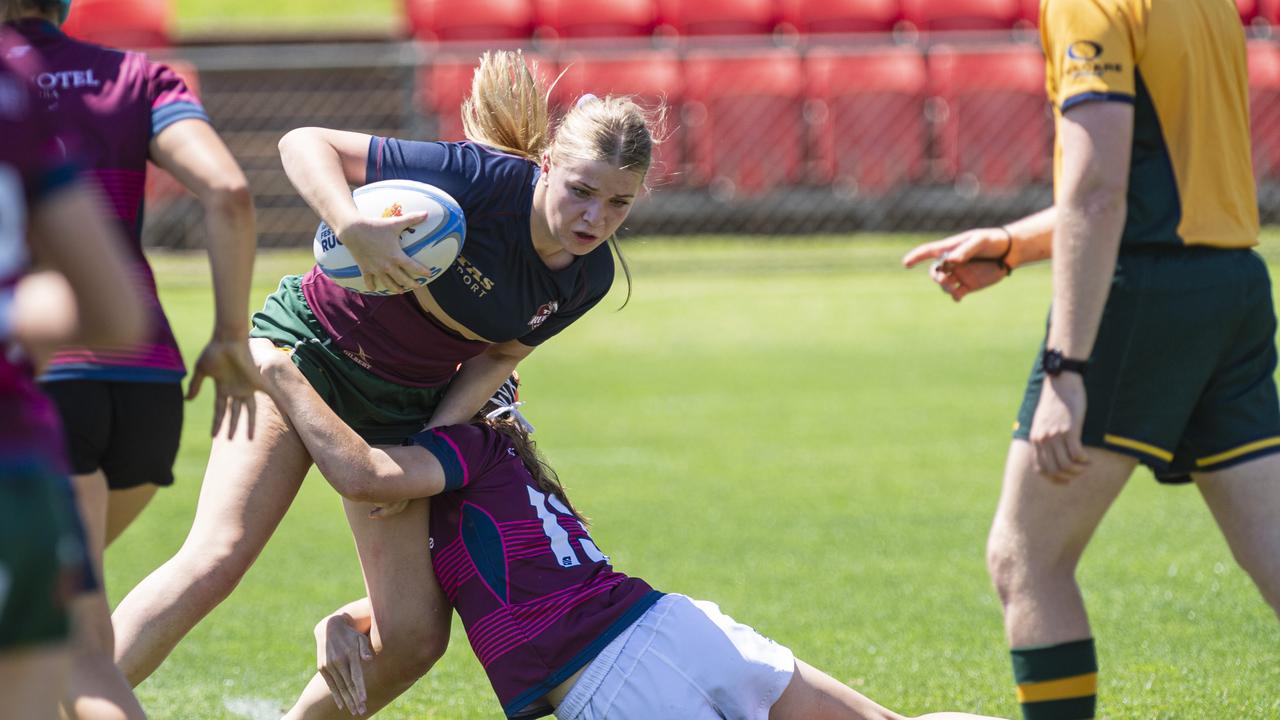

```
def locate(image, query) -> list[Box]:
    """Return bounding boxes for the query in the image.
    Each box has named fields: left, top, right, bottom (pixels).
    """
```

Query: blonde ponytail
left=460, top=50, right=551, bottom=161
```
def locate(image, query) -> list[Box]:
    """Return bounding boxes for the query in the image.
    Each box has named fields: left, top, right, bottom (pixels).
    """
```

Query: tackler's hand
left=315, top=613, right=372, bottom=716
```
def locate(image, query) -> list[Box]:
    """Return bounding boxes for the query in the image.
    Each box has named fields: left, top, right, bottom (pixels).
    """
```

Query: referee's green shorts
left=250, top=275, right=446, bottom=445
left=1014, top=247, right=1280, bottom=484
left=0, top=461, right=86, bottom=650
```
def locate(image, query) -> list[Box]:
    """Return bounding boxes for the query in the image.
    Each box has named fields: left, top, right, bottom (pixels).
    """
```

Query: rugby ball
left=313, top=180, right=465, bottom=295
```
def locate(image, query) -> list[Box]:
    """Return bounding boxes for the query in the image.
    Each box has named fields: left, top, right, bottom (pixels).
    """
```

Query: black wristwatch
left=1042, top=348, right=1088, bottom=377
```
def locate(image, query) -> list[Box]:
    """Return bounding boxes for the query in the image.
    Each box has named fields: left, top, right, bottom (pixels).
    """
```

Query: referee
left=904, top=0, right=1280, bottom=718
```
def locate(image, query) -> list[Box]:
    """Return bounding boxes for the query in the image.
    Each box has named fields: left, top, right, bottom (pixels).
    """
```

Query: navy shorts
left=39, top=380, right=184, bottom=489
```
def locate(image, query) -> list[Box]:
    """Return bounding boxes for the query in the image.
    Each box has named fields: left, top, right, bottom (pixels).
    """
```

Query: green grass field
left=110, top=238, right=1280, bottom=719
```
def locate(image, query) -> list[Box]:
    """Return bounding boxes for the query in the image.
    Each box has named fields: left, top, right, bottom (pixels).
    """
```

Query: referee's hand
left=1030, top=373, right=1091, bottom=482
left=903, top=227, right=1013, bottom=302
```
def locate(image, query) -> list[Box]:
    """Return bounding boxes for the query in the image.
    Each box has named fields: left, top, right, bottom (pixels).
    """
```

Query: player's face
left=540, top=156, right=642, bottom=258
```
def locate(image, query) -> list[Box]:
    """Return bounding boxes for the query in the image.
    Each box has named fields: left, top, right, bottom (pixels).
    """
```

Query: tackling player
left=903, top=0, right=1280, bottom=717
left=249, top=340, right=1002, bottom=720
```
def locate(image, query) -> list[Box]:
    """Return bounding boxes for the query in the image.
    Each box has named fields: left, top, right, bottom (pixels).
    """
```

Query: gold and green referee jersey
left=1041, top=0, right=1259, bottom=249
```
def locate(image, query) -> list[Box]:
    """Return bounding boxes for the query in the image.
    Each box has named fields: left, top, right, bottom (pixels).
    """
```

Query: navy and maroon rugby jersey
left=410, top=423, right=661, bottom=719
left=301, top=139, right=614, bottom=387
left=5, top=18, right=209, bottom=384
left=0, top=35, right=76, bottom=466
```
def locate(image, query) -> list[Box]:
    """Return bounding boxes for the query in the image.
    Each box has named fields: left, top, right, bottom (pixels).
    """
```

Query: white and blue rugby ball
left=314, top=179, right=465, bottom=295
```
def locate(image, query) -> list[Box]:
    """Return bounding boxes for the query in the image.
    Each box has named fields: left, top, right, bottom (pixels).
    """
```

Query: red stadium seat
left=778, top=0, right=902, bottom=35
left=1248, top=41, right=1280, bottom=181
left=928, top=45, right=1050, bottom=191
left=684, top=49, right=805, bottom=196
left=656, top=0, right=778, bottom=36
left=553, top=52, right=684, bottom=185
left=420, top=52, right=554, bottom=142
left=901, top=0, right=1023, bottom=32
left=1238, top=0, right=1261, bottom=24
left=1259, top=0, right=1280, bottom=25
left=533, top=0, right=657, bottom=39
left=62, top=0, right=172, bottom=48
left=404, top=0, right=535, bottom=42
left=1017, top=0, right=1040, bottom=28
left=806, top=47, right=928, bottom=194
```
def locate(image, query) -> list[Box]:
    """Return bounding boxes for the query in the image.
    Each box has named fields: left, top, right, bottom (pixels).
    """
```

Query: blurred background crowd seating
left=59, top=0, right=1280, bottom=246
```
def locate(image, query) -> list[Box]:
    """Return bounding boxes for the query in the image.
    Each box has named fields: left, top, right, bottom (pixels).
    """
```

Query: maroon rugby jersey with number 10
left=410, top=423, right=662, bottom=719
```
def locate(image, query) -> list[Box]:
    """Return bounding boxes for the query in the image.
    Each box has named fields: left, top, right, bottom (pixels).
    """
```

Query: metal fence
left=141, top=33, right=1280, bottom=249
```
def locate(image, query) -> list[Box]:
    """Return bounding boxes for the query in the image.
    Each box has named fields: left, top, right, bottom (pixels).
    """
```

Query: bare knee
left=168, top=535, right=257, bottom=608
left=372, top=616, right=449, bottom=685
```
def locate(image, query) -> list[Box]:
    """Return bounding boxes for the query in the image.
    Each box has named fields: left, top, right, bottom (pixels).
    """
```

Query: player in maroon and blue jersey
left=3, top=0, right=257, bottom=717
left=112, top=50, right=663, bottom=717
left=248, top=340, right=1002, bottom=720
left=0, top=24, right=145, bottom=718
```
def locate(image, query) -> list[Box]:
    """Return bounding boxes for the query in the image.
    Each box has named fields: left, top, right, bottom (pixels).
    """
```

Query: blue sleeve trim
left=408, top=429, right=466, bottom=491
left=33, top=162, right=79, bottom=203
left=151, top=102, right=210, bottom=136
left=1061, top=92, right=1135, bottom=111
left=39, top=365, right=186, bottom=383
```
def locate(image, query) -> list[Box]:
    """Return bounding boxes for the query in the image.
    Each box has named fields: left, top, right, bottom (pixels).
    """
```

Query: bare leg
left=769, top=660, right=1003, bottom=720
left=284, top=498, right=451, bottom=719
left=0, top=645, right=71, bottom=720
left=111, top=395, right=311, bottom=685
left=986, top=441, right=1135, bottom=647
left=1194, top=454, right=1280, bottom=618
left=64, top=471, right=146, bottom=720
left=104, top=485, right=157, bottom=547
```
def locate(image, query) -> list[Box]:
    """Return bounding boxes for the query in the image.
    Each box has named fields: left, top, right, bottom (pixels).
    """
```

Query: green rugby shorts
left=1013, top=248, right=1280, bottom=483
left=250, top=275, right=446, bottom=445
left=0, top=462, right=85, bottom=649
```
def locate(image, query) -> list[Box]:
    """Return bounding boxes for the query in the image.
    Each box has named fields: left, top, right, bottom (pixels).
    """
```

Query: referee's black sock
left=1010, top=638, right=1097, bottom=720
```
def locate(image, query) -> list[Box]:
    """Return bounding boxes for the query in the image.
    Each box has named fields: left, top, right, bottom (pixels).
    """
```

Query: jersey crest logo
left=1067, top=41, right=1102, bottom=61
left=527, top=301, right=558, bottom=329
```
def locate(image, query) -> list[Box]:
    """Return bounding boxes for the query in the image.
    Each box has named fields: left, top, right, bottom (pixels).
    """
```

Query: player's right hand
left=902, top=227, right=1014, bottom=302
left=335, top=212, right=435, bottom=295
left=315, top=613, right=373, bottom=716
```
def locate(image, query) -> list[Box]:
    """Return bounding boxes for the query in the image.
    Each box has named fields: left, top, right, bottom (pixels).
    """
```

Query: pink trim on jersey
left=50, top=344, right=182, bottom=369
left=431, top=429, right=470, bottom=487
left=468, top=575, right=628, bottom=668
left=87, top=168, right=145, bottom=225
left=433, top=536, right=473, bottom=604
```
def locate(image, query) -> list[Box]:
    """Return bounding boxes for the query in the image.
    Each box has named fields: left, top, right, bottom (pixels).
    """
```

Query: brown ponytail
left=479, top=407, right=586, bottom=524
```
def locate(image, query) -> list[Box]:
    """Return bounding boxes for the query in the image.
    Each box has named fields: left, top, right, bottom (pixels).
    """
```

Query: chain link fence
left=142, top=33, right=1280, bottom=249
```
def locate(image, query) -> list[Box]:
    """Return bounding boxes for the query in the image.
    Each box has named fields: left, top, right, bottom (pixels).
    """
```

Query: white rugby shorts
left=554, top=593, right=796, bottom=720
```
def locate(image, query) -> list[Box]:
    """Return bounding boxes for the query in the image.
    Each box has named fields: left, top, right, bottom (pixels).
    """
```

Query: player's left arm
left=1031, top=100, right=1133, bottom=479
left=426, top=339, right=536, bottom=428
left=249, top=339, right=450, bottom=503
left=151, top=118, right=261, bottom=439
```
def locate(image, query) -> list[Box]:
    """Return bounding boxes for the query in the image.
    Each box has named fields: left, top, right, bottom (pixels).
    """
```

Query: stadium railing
left=126, top=7, right=1280, bottom=247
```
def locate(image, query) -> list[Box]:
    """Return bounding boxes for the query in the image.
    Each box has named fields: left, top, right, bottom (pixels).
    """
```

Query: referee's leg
left=986, top=441, right=1137, bottom=720
left=1194, top=454, right=1280, bottom=618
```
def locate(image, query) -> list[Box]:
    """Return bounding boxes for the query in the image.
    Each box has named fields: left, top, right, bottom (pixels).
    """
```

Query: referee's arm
left=1046, top=101, right=1134, bottom=360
